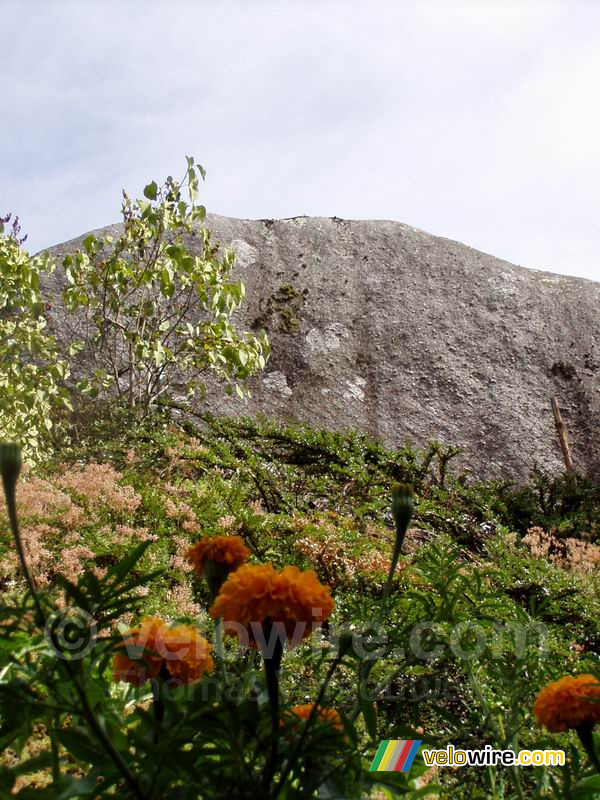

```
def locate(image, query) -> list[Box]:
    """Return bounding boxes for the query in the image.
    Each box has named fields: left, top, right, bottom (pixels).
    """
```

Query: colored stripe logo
left=369, top=739, right=422, bottom=772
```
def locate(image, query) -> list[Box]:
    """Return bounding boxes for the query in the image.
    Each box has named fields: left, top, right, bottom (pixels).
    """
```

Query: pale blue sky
left=2, top=0, right=600, bottom=281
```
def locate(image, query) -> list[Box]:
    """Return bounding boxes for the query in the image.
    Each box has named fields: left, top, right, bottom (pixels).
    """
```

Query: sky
left=2, top=0, right=600, bottom=281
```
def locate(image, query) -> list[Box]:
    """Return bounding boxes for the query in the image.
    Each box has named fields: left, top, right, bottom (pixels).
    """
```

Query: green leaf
left=143, top=180, right=158, bottom=200
left=0, top=765, right=15, bottom=793
left=56, top=728, right=113, bottom=767
left=166, top=244, right=183, bottom=261
left=82, top=234, right=97, bottom=254
left=574, top=774, right=600, bottom=798
left=359, top=696, right=378, bottom=740
left=105, top=540, right=153, bottom=584
left=53, top=574, right=91, bottom=610
left=11, top=752, right=54, bottom=777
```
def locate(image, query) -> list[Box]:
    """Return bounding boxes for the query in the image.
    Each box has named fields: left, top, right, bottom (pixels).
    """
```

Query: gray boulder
left=44, top=215, right=600, bottom=481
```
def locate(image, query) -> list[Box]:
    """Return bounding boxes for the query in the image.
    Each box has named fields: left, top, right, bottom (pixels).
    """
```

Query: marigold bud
left=391, top=483, right=413, bottom=537
left=0, top=443, right=22, bottom=495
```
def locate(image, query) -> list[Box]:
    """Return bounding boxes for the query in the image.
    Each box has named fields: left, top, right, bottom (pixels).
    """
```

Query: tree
left=0, top=216, right=70, bottom=458
left=61, top=158, right=269, bottom=416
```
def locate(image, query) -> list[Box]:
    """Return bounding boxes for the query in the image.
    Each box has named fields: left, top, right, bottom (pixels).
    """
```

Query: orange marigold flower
left=209, top=563, right=334, bottom=647
left=113, top=618, right=214, bottom=686
left=112, top=616, right=168, bottom=686
left=186, top=535, right=250, bottom=577
left=163, top=624, right=214, bottom=684
left=290, top=703, right=344, bottom=731
left=534, top=674, right=600, bottom=732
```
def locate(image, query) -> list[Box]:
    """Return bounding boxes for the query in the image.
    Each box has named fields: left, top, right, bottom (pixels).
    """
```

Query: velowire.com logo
left=370, top=739, right=566, bottom=771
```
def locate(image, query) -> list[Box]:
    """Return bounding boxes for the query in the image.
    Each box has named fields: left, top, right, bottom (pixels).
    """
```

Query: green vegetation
left=491, top=470, right=600, bottom=540
left=252, top=283, right=308, bottom=334
left=1, top=408, right=599, bottom=798
left=0, top=158, right=269, bottom=458
left=0, top=217, right=71, bottom=460
left=62, top=158, right=269, bottom=414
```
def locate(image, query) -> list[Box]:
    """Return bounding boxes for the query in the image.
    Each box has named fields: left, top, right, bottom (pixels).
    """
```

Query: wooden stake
left=551, top=397, right=575, bottom=474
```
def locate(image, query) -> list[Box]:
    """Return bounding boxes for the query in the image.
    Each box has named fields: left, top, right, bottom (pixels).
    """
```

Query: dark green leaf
left=11, top=752, right=54, bottom=777
left=0, top=765, right=15, bottom=793
left=56, top=727, right=113, bottom=767
left=53, top=574, right=90, bottom=610
left=574, top=774, right=600, bottom=798
left=105, top=540, right=153, bottom=584
left=82, top=235, right=97, bottom=254
left=359, top=695, right=378, bottom=740
left=143, top=181, right=158, bottom=200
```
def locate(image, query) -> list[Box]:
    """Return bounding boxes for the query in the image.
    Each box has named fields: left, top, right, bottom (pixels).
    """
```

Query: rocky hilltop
left=45, top=215, right=600, bottom=481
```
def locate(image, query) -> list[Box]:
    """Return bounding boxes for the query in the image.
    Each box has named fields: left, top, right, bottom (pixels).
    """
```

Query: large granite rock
left=44, top=215, right=600, bottom=481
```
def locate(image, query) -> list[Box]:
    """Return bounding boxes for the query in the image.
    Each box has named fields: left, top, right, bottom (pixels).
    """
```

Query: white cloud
left=2, top=0, right=600, bottom=281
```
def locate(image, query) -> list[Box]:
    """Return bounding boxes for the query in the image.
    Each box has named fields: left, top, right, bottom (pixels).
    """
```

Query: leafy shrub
left=492, top=471, right=600, bottom=539
left=61, top=158, right=270, bottom=415
left=0, top=221, right=71, bottom=460
left=1, top=158, right=270, bottom=465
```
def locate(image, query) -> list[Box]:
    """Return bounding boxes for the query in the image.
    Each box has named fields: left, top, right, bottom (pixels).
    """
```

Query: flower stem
left=64, top=660, right=147, bottom=799
left=576, top=724, right=600, bottom=772
left=272, top=656, right=342, bottom=798
left=509, top=765, right=526, bottom=800
left=215, top=619, right=226, bottom=675
left=1, top=462, right=45, bottom=626
left=151, top=664, right=169, bottom=742
left=381, top=484, right=413, bottom=620
left=351, top=486, right=414, bottom=721
left=262, top=625, right=284, bottom=791
left=48, top=719, right=60, bottom=783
